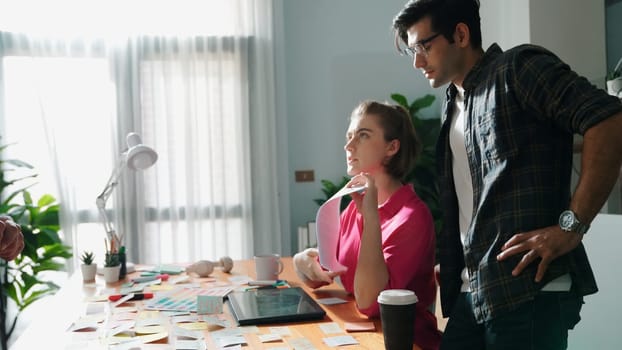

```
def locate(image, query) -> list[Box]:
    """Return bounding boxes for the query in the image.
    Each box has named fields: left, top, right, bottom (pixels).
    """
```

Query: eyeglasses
left=404, top=32, right=442, bottom=58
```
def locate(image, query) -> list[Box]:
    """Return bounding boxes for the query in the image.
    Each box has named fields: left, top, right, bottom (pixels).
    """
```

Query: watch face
left=560, top=211, right=575, bottom=229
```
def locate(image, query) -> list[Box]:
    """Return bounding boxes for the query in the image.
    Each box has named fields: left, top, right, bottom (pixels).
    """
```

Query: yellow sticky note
left=178, top=322, right=209, bottom=330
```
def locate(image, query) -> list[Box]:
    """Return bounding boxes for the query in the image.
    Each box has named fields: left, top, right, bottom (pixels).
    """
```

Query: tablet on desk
left=226, top=287, right=326, bottom=326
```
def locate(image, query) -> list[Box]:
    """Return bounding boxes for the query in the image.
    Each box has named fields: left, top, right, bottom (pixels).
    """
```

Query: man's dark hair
left=392, top=0, right=482, bottom=53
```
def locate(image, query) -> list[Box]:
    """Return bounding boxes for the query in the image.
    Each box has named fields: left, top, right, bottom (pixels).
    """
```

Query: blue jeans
left=440, top=292, right=583, bottom=350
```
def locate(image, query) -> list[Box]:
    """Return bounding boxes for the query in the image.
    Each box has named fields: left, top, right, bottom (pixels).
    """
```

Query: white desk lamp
left=96, top=132, right=157, bottom=272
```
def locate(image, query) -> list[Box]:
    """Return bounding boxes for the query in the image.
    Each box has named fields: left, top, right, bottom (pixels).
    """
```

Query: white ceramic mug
left=254, top=254, right=284, bottom=280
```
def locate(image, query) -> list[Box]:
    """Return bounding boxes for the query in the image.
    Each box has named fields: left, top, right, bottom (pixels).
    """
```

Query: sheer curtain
left=0, top=0, right=281, bottom=268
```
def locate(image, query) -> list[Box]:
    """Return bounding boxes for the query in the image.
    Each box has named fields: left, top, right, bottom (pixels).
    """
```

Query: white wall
left=480, top=0, right=530, bottom=50
left=568, top=214, right=622, bottom=349
left=529, top=0, right=606, bottom=86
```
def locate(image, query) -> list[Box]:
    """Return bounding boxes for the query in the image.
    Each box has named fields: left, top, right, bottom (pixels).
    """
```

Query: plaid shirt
left=437, top=43, right=622, bottom=323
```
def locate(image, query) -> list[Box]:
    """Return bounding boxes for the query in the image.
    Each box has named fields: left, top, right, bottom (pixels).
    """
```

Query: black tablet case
left=226, top=287, right=326, bottom=326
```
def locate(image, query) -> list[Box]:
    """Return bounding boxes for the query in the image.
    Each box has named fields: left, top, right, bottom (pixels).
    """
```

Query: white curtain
left=0, top=0, right=281, bottom=269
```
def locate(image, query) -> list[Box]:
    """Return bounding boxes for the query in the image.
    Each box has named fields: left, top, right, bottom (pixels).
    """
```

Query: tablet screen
left=226, top=287, right=326, bottom=326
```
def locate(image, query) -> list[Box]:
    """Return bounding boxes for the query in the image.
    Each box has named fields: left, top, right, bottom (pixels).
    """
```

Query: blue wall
left=280, top=0, right=442, bottom=252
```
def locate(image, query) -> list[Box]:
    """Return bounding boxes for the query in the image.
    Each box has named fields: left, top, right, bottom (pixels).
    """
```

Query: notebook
left=226, top=287, right=326, bottom=326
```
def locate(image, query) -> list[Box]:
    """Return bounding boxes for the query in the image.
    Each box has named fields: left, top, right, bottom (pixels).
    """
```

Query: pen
left=108, top=292, right=154, bottom=302
left=248, top=279, right=285, bottom=286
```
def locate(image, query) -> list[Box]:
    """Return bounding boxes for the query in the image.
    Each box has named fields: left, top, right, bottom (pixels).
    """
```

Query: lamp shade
left=125, top=132, right=158, bottom=170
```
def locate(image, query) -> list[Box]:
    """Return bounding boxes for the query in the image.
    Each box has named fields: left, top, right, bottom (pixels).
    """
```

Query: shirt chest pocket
left=473, top=111, right=518, bottom=163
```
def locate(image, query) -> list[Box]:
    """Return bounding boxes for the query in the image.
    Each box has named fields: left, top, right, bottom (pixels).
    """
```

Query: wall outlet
left=295, top=170, right=315, bottom=182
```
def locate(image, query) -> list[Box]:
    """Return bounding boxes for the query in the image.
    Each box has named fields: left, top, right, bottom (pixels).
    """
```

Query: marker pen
left=108, top=292, right=154, bottom=302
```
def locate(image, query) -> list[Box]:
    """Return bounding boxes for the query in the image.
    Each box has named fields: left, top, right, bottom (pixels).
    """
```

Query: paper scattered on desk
left=134, top=325, right=167, bottom=334
left=178, top=322, right=209, bottom=330
left=172, top=314, right=200, bottom=324
left=211, top=327, right=242, bottom=339
left=173, top=325, right=204, bottom=339
left=319, top=322, right=343, bottom=335
left=67, top=318, right=99, bottom=332
left=316, top=297, right=348, bottom=305
left=111, top=312, right=137, bottom=322
left=112, top=306, right=138, bottom=314
left=135, top=316, right=165, bottom=328
left=216, top=335, right=247, bottom=348
left=108, top=338, right=143, bottom=350
left=259, top=333, right=283, bottom=343
left=137, top=310, right=161, bottom=319
left=269, top=326, right=292, bottom=336
left=169, top=275, right=191, bottom=285
left=161, top=310, right=190, bottom=318
left=107, top=331, right=169, bottom=345
left=149, top=284, right=175, bottom=291
left=119, top=281, right=156, bottom=294
left=344, top=321, right=375, bottom=332
left=145, top=286, right=232, bottom=312
left=322, top=335, right=359, bottom=347
left=201, top=315, right=229, bottom=328
left=174, top=339, right=207, bottom=350
left=106, top=321, right=135, bottom=337
left=287, top=337, right=317, bottom=350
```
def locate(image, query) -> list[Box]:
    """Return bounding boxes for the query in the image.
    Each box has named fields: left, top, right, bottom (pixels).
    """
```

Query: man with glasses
left=392, top=0, right=622, bottom=349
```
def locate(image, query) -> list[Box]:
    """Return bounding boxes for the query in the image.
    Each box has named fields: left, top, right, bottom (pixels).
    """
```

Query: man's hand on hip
left=497, top=225, right=582, bottom=282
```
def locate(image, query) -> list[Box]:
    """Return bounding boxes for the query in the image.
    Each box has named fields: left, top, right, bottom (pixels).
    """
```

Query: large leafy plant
left=0, top=142, right=72, bottom=347
left=314, top=93, right=442, bottom=235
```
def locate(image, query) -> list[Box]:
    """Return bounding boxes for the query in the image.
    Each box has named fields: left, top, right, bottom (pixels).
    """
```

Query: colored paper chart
left=144, top=286, right=232, bottom=312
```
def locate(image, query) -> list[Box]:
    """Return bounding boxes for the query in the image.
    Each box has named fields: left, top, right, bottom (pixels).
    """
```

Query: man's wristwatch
left=558, top=210, right=589, bottom=235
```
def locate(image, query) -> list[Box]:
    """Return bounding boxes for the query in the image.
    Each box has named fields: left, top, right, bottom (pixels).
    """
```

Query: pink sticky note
left=344, top=321, right=375, bottom=332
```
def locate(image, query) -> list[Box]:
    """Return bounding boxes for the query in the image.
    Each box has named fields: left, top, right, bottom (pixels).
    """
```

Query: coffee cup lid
left=377, top=289, right=418, bottom=305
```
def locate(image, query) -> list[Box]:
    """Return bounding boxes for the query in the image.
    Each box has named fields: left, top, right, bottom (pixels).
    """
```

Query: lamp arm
left=96, top=155, right=126, bottom=245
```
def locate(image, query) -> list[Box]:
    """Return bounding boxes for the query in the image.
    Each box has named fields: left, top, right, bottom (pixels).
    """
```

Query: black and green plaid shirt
left=437, top=43, right=622, bottom=323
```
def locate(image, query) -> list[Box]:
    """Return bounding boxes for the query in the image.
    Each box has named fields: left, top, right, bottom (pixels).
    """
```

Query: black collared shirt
left=437, top=43, right=622, bottom=322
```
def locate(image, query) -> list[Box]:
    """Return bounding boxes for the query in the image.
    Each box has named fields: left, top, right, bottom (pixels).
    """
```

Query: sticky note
left=196, top=295, right=223, bottom=314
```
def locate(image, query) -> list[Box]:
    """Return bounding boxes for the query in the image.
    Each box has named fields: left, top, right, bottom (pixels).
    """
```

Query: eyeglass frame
left=404, top=32, right=442, bottom=58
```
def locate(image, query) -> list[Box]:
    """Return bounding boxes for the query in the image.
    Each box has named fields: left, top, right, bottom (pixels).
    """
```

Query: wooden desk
left=11, top=257, right=434, bottom=349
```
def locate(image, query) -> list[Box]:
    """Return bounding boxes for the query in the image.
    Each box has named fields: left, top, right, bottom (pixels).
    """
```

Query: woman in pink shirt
left=294, top=101, right=441, bottom=350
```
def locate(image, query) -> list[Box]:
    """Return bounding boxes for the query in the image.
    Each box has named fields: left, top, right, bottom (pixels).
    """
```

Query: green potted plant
left=102, top=251, right=120, bottom=283
left=79, top=251, right=97, bottom=282
left=606, top=57, right=622, bottom=98
left=1, top=141, right=72, bottom=349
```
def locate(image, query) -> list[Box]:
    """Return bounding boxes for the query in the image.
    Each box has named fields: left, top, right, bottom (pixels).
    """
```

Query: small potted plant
left=80, top=251, right=97, bottom=282
left=606, top=57, right=622, bottom=98
left=102, top=251, right=121, bottom=283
